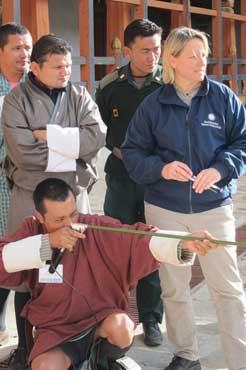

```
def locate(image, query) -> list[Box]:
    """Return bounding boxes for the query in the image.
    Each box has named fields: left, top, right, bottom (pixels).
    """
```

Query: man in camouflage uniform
left=96, top=19, right=164, bottom=346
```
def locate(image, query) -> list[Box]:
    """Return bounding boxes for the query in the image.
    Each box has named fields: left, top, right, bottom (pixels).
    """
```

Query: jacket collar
left=28, top=71, right=67, bottom=95
left=28, top=72, right=67, bottom=104
left=158, top=76, right=209, bottom=106
left=117, top=63, right=162, bottom=86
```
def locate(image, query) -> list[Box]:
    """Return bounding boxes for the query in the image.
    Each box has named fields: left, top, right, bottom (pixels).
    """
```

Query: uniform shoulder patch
left=99, top=70, right=119, bottom=90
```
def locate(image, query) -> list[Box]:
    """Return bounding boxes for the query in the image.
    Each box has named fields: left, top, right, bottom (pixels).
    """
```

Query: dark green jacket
left=96, top=63, right=162, bottom=177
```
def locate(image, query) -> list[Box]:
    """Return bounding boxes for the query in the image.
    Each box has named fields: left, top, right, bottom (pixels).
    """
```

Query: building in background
left=0, top=0, right=245, bottom=102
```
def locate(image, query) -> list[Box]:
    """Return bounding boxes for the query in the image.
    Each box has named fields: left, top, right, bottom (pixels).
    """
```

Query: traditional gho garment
left=2, top=73, right=106, bottom=232
left=0, top=213, right=192, bottom=362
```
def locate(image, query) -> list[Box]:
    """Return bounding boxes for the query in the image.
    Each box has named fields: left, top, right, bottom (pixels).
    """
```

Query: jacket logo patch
left=112, top=108, right=119, bottom=118
left=201, top=114, right=221, bottom=129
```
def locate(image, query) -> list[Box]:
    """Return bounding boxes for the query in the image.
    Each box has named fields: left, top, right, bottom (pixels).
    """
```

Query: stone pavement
left=0, top=148, right=245, bottom=369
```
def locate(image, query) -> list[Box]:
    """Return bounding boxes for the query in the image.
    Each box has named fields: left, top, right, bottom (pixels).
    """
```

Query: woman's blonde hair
left=163, top=27, right=209, bottom=84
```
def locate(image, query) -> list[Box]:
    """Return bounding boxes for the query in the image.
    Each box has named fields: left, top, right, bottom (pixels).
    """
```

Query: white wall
left=48, top=0, right=81, bottom=82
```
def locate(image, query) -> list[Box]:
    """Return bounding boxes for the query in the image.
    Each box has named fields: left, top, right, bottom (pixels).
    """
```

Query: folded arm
left=46, top=87, right=106, bottom=172
left=2, top=95, right=48, bottom=170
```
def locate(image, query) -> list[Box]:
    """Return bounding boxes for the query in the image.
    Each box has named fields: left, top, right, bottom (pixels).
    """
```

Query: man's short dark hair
left=124, top=19, right=162, bottom=47
left=0, top=23, right=30, bottom=49
left=30, top=34, right=72, bottom=65
left=33, top=178, right=75, bottom=215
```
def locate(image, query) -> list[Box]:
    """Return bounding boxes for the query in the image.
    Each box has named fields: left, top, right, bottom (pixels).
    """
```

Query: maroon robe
left=0, top=214, right=160, bottom=362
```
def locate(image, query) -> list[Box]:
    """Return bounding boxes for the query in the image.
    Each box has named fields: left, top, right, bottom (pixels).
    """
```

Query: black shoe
left=164, top=356, right=201, bottom=370
left=142, top=320, right=163, bottom=346
left=8, top=347, right=30, bottom=370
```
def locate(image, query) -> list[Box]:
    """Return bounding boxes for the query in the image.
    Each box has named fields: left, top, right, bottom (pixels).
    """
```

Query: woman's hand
left=161, top=161, right=193, bottom=182
left=192, top=168, right=221, bottom=194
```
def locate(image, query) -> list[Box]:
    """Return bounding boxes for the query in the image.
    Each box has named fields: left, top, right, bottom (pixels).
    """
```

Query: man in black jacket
left=96, top=19, right=163, bottom=346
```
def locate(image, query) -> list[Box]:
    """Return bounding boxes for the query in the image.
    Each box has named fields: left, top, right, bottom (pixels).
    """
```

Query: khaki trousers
left=145, top=203, right=246, bottom=370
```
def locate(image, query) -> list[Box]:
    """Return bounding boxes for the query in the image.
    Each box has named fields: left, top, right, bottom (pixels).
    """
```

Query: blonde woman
left=122, top=27, right=246, bottom=370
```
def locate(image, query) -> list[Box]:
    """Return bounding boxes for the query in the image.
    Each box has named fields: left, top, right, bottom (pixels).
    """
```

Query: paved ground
left=0, top=148, right=245, bottom=369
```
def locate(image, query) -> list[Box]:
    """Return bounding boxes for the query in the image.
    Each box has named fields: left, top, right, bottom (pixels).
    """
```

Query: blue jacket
left=121, top=77, right=246, bottom=213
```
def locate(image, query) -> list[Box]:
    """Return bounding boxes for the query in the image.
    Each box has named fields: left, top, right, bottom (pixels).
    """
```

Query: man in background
left=96, top=19, right=163, bottom=346
left=0, top=22, right=33, bottom=370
